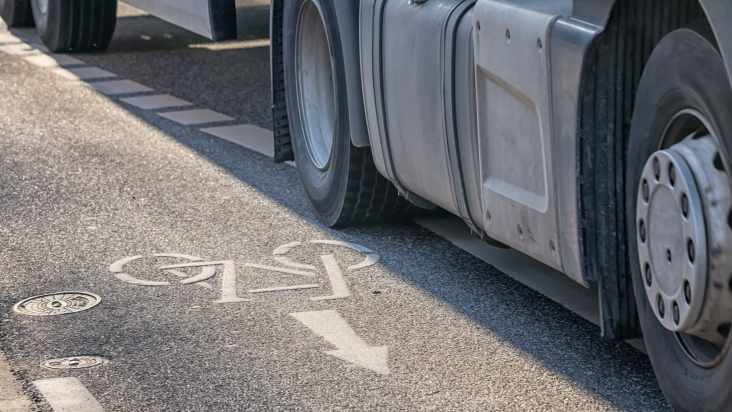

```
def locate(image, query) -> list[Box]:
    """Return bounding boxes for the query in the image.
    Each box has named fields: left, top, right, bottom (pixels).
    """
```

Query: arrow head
left=325, top=346, right=389, bottom=375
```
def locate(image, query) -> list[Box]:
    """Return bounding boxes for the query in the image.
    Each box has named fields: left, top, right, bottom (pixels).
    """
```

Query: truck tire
left=627, top=22, right=732, bottom=412
left=0, top=0, right=33, bottom=27
left=282, top=0, right=412, bottom=227
left=31, top=0, right=117, bottom=53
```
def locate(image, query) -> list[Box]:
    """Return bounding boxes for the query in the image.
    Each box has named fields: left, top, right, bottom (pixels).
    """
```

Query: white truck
left=2, top=0, right=732, bottom=409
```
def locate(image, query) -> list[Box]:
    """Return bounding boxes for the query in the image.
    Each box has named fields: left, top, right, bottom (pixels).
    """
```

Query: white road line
left=89, top=80, right=153, bottom=95
left=310, top=255, right=350, bottom=301
left=244, top=263, right=315, bottom=277
left=290, top=310, right=389, bottom=374
left=51, top=67, right=116, bottom=81
left=0, top=43, right=48, bottom=56
left=0, top=32, right=21, bottom=44
left=33, top=377, right=104, bottom=412
left=200, top=124, right=274, bottom=157
left=249, top=284, right=319, bottom=293
left=120, top=94, right=193, bottom=110
left=159, top=109, right=234, bottom=125
left=23, top=53, right=84, bottom=68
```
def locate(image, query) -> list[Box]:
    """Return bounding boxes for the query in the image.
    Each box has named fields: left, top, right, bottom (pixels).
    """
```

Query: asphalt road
left=0, top=3, right=670, bottom=411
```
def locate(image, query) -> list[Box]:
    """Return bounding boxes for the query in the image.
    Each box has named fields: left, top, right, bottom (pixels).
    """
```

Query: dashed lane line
left=50, top=67, right=117, bottom=81
left=0, top=42, right=48, bottom=56
left=33, top=377, right=104, bottom=412
left=158, top=108, right=235, bottom=125
left=0, top=32, right=21, bottom=44
left=200, top=124, right=275, bottom=158
left=23, top=53, right=85, bottom=68
left=89, top=80, right=154, bottom=95
left=120, top=94, right=193, bottom=110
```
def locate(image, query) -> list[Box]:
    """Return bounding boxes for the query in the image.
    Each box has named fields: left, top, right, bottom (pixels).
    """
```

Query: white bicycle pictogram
left=108, top=240, right=380, bottom=304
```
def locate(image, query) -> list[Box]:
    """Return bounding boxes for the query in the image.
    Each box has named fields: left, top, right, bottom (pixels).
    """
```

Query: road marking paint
left=0, top=32, right=21, bottom=44
left=0, top=42, right=48, bottom=56
left=290, top=310, right=389, bottom=374
left=245, top=263, right=314, bottom=277
left=160, top=261, right=250, bottom=304
left=200, top=124, right=274, bottom=157
left=310, top=255, right=350, bottom=301
left=89, top=80, right=153, bottom=95
left=33, top=377, right=104, bottom=412
left=249, top=284, right=319, bottom=293
left=159, top=109, right=234, bottom=125
left=272, top=242, right=317, bottom=270
left=311, top=240, right=380, bottom=270
left=120, top=94, right=193, bottom=110
left=109, top=255, right=171, bottom=286
left=50, top=67, right=116, bottom=81
left=23, top=53, right=84, bottom=68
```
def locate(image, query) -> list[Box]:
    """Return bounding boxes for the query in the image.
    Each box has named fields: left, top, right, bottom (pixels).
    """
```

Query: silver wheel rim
left=36, top=0, right=49, bottom=15
left=637, top=109, right=732, bottom=367
left=295, top=0, right=336, bottom=171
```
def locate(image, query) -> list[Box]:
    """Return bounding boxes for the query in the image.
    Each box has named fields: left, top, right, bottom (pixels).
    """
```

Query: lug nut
left=684, top=281, right=692, bottom=304
left=653, top=157, right=661, bottom=180
left=673, top=301, right=680, bottom=324
left=639, top=219, right=646, bottom=242
left=669, top=163, right=676, bottom=187
left=642, top=180, right=649, bottom=202
left=688, top=240, right=695, bottom=263
left=658, top=295, right=665, bottom=318
left=645, top=264, right=652, bottom=287
left=681, top=194, right=689, bottom=218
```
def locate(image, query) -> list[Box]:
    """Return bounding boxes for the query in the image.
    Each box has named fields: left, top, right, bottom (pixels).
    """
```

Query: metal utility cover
left=13, top=292, right=102, bottom=316
left=42, top=356, right=107, bottom=370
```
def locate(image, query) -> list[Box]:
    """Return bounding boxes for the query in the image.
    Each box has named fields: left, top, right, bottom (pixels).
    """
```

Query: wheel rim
left=295, top=0, right=336, bottom=171
left=36, top=0, right=48, bottom=15
left=637, top=109, right=732, bottom=367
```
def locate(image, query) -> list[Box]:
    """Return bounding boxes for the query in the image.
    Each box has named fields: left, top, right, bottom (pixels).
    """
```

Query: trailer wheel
left=31, top=0, right=117, bottom=53
left=283, top=0, right=411, bottom=227
left=0, top=0, right=33, bottom=27
left=627, top=22, right=732, bottom=412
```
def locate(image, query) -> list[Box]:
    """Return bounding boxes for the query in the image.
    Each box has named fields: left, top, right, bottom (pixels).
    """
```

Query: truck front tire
left=627, top=22, right=732, bottom=412
left=282, top=0, right=411, bottom=227
left=0, top=0, right=33, bottom=27
left=31, top=0, right=117, bottom=53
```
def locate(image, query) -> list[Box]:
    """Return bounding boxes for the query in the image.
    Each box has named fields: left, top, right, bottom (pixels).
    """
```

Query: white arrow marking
left=290, top=310, right=389, bottom=374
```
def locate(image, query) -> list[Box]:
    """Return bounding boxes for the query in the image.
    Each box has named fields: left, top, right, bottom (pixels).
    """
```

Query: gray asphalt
left=0, top=3, right=670, bottom=411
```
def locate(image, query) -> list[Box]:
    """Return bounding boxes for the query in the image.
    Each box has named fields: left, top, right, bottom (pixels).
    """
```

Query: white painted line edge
left=120, top=94, right=193, bottom=110
left=158, top=109, right=234, bottom=126
left=33, top=377, right=104, bottom=412
left=89, top=80, right=154, bottom=95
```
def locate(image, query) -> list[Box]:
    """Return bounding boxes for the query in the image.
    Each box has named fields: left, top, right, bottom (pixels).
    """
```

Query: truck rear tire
left=31, top=0, right=117, bottom=53
left=283, top=0, right=411, bottom=227
left=0, top=0, right=33, bottom=27
left=627, top=22, right=732, bottom=412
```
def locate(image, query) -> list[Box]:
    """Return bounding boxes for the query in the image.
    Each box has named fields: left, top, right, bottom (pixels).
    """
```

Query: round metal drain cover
left=13, top=292, right=101, bottom=316
left=42, top=356, right=107, bottom=370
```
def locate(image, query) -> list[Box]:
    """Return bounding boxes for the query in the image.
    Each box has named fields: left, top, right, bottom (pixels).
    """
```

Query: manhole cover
left=42, top=356, right=107, bottom=370
left=13, top=292, right=101, bottom=316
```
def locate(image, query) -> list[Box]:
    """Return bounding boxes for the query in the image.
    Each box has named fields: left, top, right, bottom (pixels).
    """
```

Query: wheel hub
left=637, top=127, right=732, bottom=346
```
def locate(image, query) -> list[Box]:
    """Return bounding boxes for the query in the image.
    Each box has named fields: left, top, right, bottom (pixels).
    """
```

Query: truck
left=2, top=0, right=731, bottom=410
